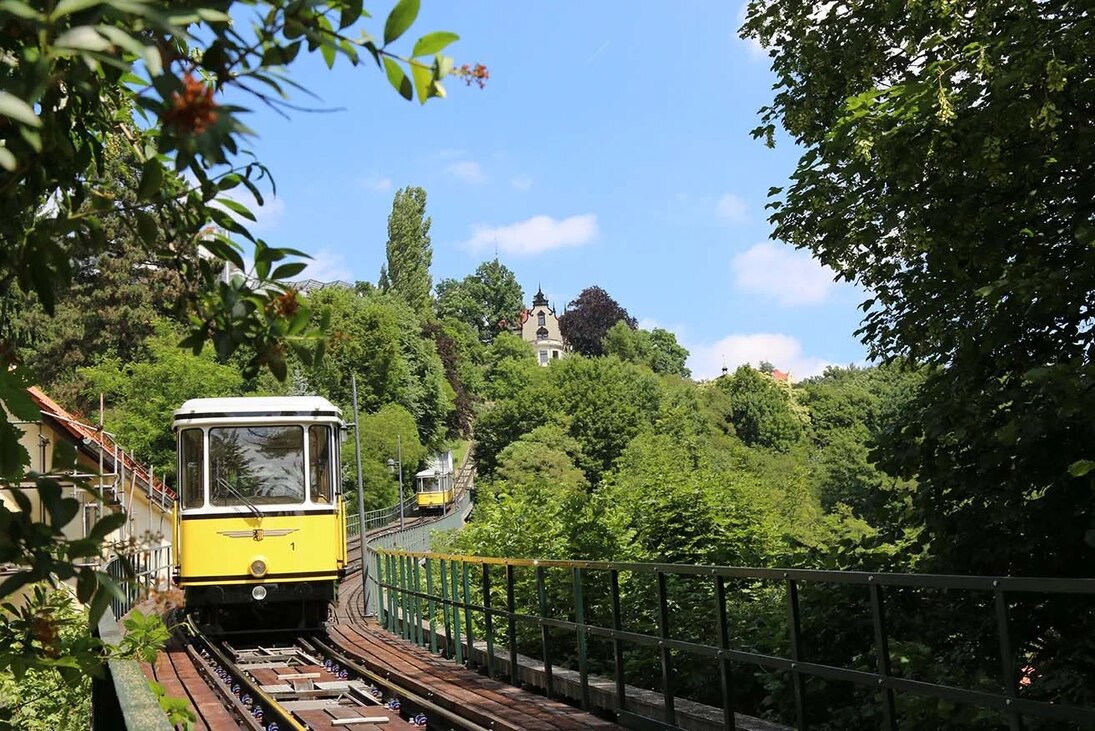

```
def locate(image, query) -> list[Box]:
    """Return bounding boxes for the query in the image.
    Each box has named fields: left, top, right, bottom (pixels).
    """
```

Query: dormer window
left=537, top=312, right=546, bottom=327
left=536, top=326, right=549, bottom=340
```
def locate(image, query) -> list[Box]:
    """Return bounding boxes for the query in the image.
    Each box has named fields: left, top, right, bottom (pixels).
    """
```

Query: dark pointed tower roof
left=532, top=285, right=549, bottom=307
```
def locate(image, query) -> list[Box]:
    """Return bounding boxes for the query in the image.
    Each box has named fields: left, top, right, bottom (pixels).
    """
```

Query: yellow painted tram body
left=415, top=451, right=455, bottom=513
left=172, top=396, right=347, bottom=628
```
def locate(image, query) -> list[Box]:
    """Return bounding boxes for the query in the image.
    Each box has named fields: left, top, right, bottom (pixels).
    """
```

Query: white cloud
left=294, top=248, right=353, bottom=283
left=687, top=333, right=833, bottom=381
left=732, top=241, right=835, bottom=306
left=716, top=193, right=748, bottom=222
left=463, top=214, right=598, bottom=256
left=511, top=175, right=533, bottom=191
left=444, top=160, right=486, bottom=184
left=361, top=176, right=392, bottom=192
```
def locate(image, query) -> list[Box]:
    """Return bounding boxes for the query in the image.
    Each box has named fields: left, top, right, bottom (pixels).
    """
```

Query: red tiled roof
left=26, top=386, right=175, bottom=501
left=771, top=369, right=790, bottom=382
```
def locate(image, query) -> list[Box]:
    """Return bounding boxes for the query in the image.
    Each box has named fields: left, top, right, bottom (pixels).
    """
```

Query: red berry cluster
left=163, top=72, right=219, bottom=135
left=456, top=63, right=490, bottom=89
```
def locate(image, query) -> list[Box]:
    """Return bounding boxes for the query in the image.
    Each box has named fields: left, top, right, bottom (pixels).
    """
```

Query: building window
left=536, top=326, right=549, bottom=340
left=537, top=312, right=546, bottom=326
left=552, top=350, right=560, bottom=359
left=539, top=350, right=548, bottom=365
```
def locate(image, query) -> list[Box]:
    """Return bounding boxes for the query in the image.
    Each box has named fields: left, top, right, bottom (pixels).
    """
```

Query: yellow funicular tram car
left=415, top=451, right=455, bottom=513
left=172, top=396, right=347, bottom=629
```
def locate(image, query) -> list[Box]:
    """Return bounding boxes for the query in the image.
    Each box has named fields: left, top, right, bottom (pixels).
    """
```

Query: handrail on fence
left=372, top=549, right=1095, bottom=731
left=105, top=544, right=173, bottom=620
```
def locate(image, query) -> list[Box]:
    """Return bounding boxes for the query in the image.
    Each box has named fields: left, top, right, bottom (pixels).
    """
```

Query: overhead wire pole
left=351, top=375, right=370, bottom=615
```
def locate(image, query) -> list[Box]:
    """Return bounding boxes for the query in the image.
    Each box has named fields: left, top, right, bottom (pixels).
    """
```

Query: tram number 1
left=290, top=542, right=295, bottom=551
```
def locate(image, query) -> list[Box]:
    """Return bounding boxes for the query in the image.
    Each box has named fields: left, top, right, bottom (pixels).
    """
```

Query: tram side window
left=180, top=429, right=205, bottom=508
left=309, top=425, right=332, bottom=504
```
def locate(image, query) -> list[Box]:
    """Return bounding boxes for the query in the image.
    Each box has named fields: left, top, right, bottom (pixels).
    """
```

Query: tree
left=602, top=322, right=691, bottom=377
left=355, top=404, right=426, bottom=511
left=558, top=286, right=636, bottom=357
left=715, top=366, right=806, bottom=451
left=6, top=140, right=199, bottom=403
left=305, top=288, right=452, bottom=448
left=380, top=186, right=433, bottom=316
left=435, top=258, right=524, bottom=343
left=0, top=0, right=468, bottom=681
left=80, top=321, right=245, bottom=479
left=741, top=1, right=1095, bottom=577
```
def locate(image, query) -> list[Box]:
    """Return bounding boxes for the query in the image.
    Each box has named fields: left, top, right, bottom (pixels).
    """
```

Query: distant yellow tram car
left=172, top=396, right=347, bottom=630
left=415, top=451, right=455, bottom=513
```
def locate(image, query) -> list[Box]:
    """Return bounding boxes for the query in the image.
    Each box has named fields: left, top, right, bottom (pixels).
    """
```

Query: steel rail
left=309, top=635, right=502, bottom=731
left=186, top=618, right=308, bottom=731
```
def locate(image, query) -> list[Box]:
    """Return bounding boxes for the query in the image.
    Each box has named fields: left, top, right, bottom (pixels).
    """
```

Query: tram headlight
left=251, top=585, right=267, bottom=601
left=249, top=559, right=267, bottom=578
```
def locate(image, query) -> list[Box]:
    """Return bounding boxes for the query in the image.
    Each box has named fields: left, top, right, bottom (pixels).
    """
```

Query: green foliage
left=714, top=366, right=807, bottom=451
left=741, top=0, right=1095, bottom=577
left=0, top=589, right=93, bottom=730
left=494, top=425, right=588, bottom=490
left=557, top=286, right=636, bottom=357
left=552, top=356, right=662, bottom=483
left=148, top=680, right=197, bottom=730
left=117, top=610, right=171, bottom=664
left=435, top=258, right=525, bottom=343
left=80, top=322, right=245, bottom=478
left=306, top=288, right=451, bottom=448
left=380, top=186, right=433, bottom=316
left=355, top=403, right=426, bottom=510
left=601, top=322, right=691, bottom=377
left=0, top=0, right=466, bottom=691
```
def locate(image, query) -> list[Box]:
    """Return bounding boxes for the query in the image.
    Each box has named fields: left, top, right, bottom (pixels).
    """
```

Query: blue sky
left=228, top=1, right=868, bottom=379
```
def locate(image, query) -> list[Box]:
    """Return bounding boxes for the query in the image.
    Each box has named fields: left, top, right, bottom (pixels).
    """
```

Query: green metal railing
left=373, top=550, right=1095, bottom=730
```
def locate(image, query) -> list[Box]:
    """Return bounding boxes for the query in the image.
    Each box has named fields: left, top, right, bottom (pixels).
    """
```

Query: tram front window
left=209, top=425, right=305, bottom=506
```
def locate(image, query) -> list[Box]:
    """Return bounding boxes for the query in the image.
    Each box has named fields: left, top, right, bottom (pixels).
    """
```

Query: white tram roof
left=173, top=396, right=341, bottom=426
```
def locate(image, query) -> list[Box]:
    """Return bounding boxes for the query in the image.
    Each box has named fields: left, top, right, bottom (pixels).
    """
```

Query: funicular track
left=142, top=457, right=481, bottom=730
left=150, top=619, right=492, bottom=730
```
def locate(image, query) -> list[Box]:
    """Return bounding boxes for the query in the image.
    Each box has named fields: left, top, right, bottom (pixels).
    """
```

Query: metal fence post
left=537, top=565, right=554, bottom=697
left=715, top=575, right=736, bottom=731
left=482, top=563, right=495, bottom=678
left=657, top=571, right=676, bottom=725
left=786, top=577, right=807, bottom=731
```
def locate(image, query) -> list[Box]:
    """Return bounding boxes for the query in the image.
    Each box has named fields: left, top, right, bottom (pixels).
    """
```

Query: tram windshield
left=209, top=425, right=305, bottom=506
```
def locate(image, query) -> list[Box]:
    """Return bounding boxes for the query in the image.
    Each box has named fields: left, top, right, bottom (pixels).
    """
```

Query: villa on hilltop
left=517, top=287, right=566, bottom=365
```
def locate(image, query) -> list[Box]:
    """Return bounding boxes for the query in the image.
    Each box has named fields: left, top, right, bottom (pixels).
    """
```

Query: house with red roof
left=3, top=387, right=173, bottom=572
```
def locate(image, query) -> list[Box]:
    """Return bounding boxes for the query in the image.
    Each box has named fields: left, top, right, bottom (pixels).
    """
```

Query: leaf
left=215, top=196, right=257, bottom=222
left=383, top=0, right=419, bottom=45
left=135, top=211, right=158, bottom=244
left=49, top=0, right=103, bottom=18
left=383, top=58, right=413, bottom=100
left=339, top=0, right=363, bottom=30
left=1068, top=460, right=1095, bottom=477
left=410, top=61, right=433, bottom=104
left=87, top=511, right=127, bottom=543
left=0, top=91, right=41, bottom=128
left=321, top=41, right=337, bottom=69
left=54, top=25, right=112, bottom=52
left=270, top=262, right=307, bottom=280
left=0, top=1, right=43, bottom=21
left=0, top=145, right=15, bottom=171
left=137, top=158, right=162, bottom=199
left=412, top=31, right=458, bottom=57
